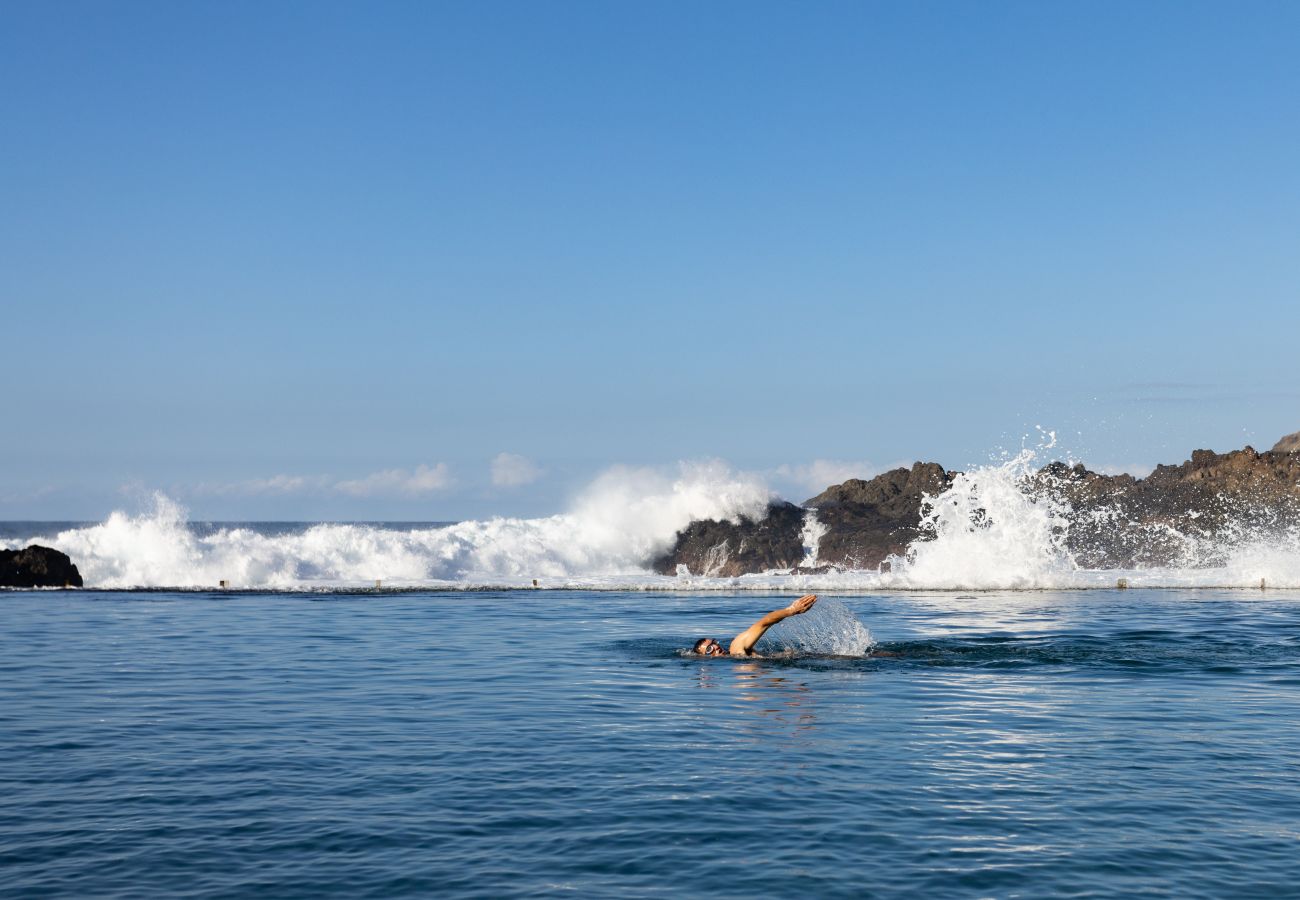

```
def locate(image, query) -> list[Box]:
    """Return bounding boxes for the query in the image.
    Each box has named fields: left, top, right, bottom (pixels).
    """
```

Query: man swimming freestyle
left=693, top=594, right=818, bottom=657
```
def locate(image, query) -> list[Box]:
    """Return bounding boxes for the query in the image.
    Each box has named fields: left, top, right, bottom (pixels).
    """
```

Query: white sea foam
left=882, top=445, right=1078, bottom=590
left=867, top=440, right=1300, bottom=591
left=799, top=510, right=826, bottom=568
left=5, top=461, right=774, bottom=589
left=6, top=449, right=1300, bottom=591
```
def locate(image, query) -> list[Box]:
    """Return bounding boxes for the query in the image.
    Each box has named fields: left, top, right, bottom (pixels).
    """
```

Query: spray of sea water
left=6, top=443, right=1300, bottom=591
left=766, top=597, right=875, bottom=656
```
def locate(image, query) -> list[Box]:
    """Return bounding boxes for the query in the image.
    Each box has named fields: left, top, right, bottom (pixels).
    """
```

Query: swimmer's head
left=694, top=637, right=725, bottom=657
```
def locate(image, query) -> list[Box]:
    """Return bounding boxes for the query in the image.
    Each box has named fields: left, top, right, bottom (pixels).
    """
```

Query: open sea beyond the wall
left=4, top=588, right=1300, bottom=898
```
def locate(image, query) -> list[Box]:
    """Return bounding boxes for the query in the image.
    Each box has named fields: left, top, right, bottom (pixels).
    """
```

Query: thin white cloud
left=491, top=452, right=542, bottom=487
left=193, top=474, right=326, bottom=496
left=773, top=459, right=879, bottom=496
left=210, top=473, right=325, bottom=496
left=248, top=475, right=310, bottom=494
left=188, top=465, right=454, bottom=498
left=334, top=463, right=453, bottom=497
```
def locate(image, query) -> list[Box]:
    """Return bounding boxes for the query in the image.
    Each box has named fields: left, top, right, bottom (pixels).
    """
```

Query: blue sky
left=3, top=1, right=1299, bottom=520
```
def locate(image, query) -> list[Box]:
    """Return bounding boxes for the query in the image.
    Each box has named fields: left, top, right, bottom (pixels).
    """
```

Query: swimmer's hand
left=788, top=594, right=817, bottom=615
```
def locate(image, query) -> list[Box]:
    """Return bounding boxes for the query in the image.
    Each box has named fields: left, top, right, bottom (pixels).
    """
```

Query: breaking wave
left=879, top=444, right=1300, bottom=591
left=5, top=451, right=1300, bottom=591
left=3, top=462, right=773, bottom=590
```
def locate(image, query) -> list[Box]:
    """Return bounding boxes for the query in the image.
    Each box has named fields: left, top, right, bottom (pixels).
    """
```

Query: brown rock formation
left=1272, top=431, right=1300, bottom=453
left=649, top=501, right=806, bottom=577
left=804, top=462, right=956, bottom=570
left=650, top=438, right=1300, bottom=576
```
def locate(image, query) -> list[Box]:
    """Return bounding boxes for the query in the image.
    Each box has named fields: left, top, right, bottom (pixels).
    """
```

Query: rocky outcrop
left=0, top=545, right=83, bottom=588
left=1052, top=447, right=1300, bottom=567
left=1273, top=431, right=1300, bottom=453
left=650, top=501, right=805, bottom=577
left=804, top=462, right=956, bottom=570
left=652, top=433, right=1300, bottom=576
left=652, top=464, right=958, bottom=577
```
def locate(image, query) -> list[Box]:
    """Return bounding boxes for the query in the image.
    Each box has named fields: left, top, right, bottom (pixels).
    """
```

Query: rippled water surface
left=4, top=590, right=1300, bottom=898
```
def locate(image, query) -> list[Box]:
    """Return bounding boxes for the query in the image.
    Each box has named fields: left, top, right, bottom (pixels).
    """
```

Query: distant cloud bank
left=193, top=463, right=454, bottom=498
left=180, top=455, right=548, bottom=501
left=491, top=452, right=542, bottom=487
left=335, top=464, right=453, bottom=497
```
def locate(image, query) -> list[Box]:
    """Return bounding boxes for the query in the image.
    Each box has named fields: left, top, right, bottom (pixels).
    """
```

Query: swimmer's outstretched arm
left=728, top=594, right=817, bottom=656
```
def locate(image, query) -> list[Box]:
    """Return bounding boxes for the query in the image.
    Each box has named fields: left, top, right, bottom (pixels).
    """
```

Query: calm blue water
left=4, top=589, right=1300, bottom=898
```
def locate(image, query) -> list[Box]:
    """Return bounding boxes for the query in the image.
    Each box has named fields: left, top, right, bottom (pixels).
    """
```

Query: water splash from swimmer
left=767, top=597, right=875, bottom=656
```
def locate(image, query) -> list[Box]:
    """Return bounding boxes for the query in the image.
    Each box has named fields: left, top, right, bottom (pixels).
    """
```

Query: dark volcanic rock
left=1024, top=462, right=1140, bottom=567
left=805, top=462, right=956, bottom=570
left=653, top=463, right=959, bottom=576
left=1126, top=447, right=1300, bottom=537
left=1114, top=447, right=1300, bottom=564
left=804, top=462, right=953, bottom=513
left=651, top=501, right=806, bottom=577
left=1033, top=449, right=1300, bottom=567
left=0, top=545, right=83, bottom=588
left=651, top=441, right=1300, bottom=577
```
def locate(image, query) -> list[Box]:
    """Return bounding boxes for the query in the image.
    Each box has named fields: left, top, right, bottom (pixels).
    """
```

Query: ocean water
left=6, top=448, right=1300, bottom=896
left=4, top=588, right=1300, bottom=898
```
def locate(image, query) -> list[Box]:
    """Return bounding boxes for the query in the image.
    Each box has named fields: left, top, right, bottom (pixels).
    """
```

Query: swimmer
left=694, top=594, right=819, bottom=657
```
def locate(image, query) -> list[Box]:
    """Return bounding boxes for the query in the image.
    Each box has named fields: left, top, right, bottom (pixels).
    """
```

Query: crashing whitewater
left=6, top=453, right=1300, bottom=591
